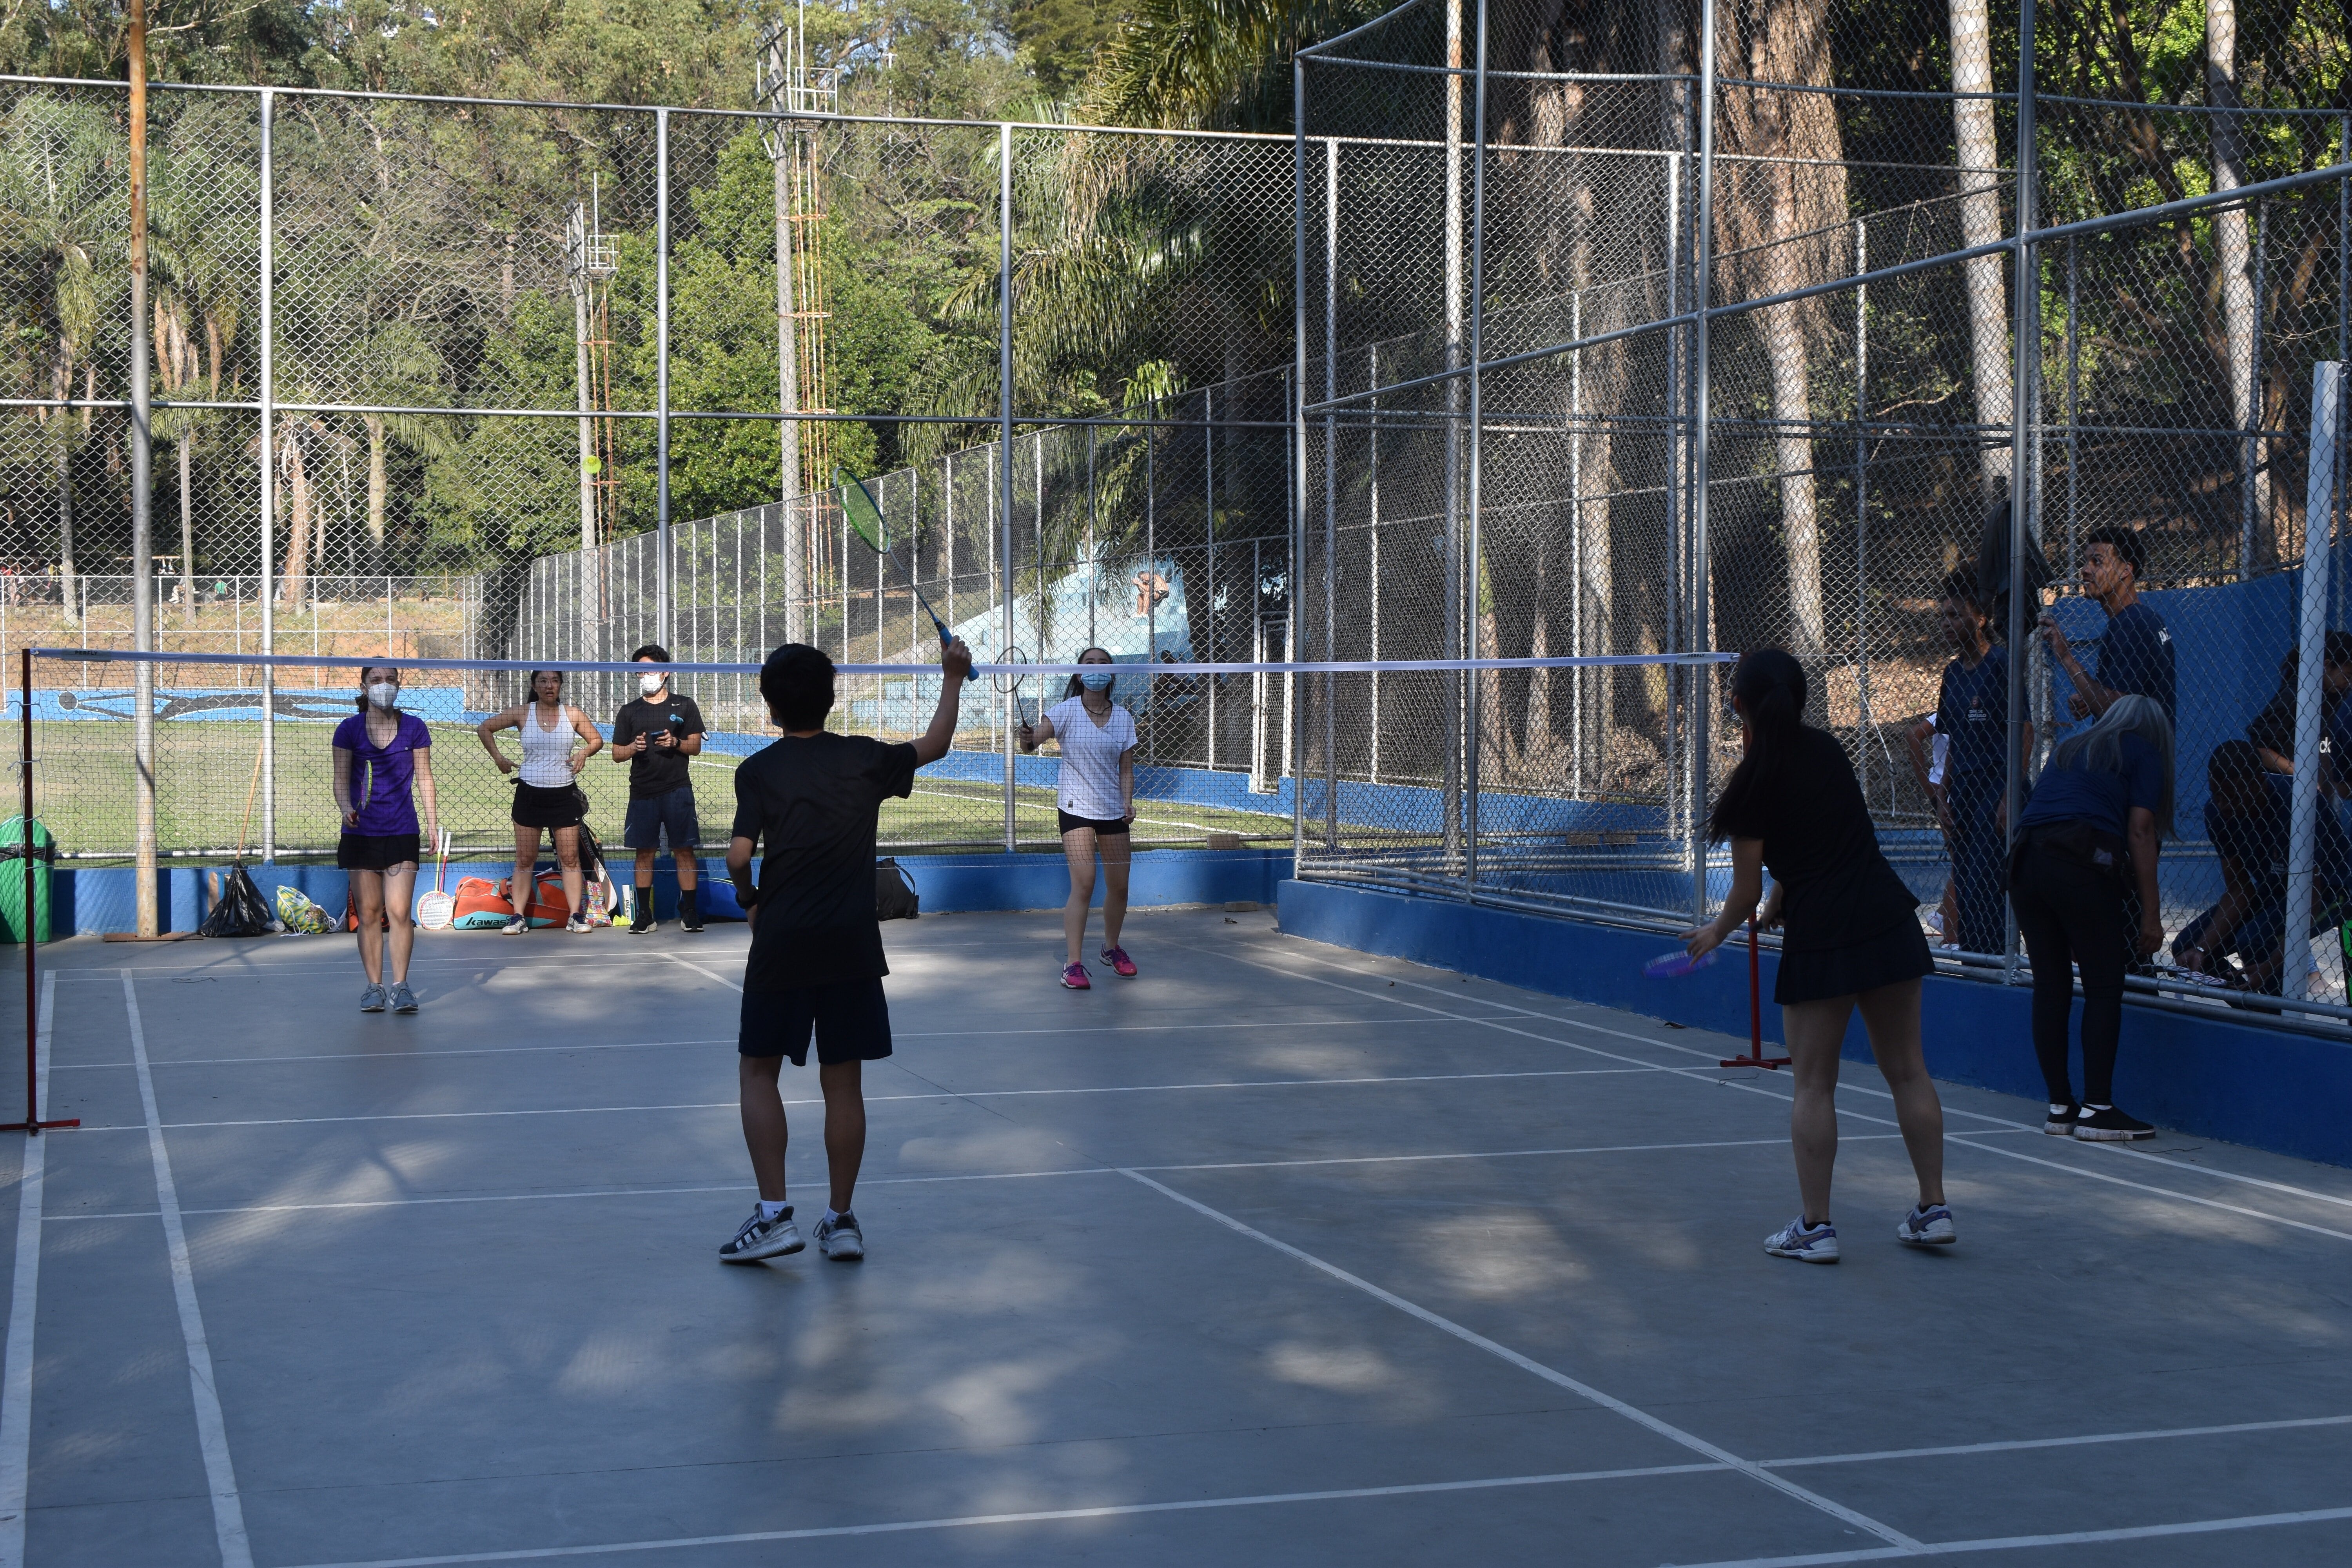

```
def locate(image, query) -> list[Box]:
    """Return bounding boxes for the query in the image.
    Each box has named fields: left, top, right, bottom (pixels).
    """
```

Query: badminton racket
left=416, top=827, right=455, bottom=930
left=1643, top=949, right=1719, bottom=979
left=836, top=467, right=971, bottom=681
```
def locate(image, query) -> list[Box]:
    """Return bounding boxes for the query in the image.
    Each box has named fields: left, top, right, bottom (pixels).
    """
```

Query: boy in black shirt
left=719, top=636, right=970, bottom=1264
left=611, top=645, right=707, bottom=933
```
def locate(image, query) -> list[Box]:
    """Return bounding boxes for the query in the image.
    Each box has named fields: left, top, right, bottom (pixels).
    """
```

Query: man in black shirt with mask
left=718, top=636, right=970, bottom=1265
left=611, top=645, right=707, bottom=933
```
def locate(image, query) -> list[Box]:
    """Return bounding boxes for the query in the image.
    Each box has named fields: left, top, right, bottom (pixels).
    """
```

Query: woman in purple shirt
left=333, top=666, right=440, bottom=1014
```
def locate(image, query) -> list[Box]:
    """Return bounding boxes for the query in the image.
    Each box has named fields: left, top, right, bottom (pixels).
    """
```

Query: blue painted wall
left=1274, top=877, right=2352, bottom=1170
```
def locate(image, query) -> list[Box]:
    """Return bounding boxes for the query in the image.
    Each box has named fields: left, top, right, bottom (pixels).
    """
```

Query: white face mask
left=367, top=682, right=399, bottom=710
left=639, top=671, right=665, bottom=695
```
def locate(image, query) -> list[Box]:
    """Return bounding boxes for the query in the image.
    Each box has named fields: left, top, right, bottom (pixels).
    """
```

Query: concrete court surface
left=0, top=906, right=2347, bottom=1568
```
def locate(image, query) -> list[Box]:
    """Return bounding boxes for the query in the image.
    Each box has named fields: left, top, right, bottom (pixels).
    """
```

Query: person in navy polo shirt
left=1923, top=568, right=2029, bottom=955
left=2037, top=525, right=2174, bottom=722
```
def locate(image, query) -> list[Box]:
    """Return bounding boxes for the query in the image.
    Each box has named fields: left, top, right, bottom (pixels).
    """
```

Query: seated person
left=2175, top=740, right=2352, bottom=993
left=2244, top=632, right=2352, bottom=790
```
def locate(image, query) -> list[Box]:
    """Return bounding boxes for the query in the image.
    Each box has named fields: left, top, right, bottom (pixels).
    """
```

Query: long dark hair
left=1706, top=648, right=1806, bottom=843
left=1065, top=647, right=1115, bottom=699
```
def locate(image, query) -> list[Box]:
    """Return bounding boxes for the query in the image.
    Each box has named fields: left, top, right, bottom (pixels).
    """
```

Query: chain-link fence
left=11, top=1, right=2352, bottom=1024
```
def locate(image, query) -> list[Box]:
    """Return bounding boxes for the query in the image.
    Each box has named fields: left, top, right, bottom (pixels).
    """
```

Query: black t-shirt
left=613, top=691, right=706, bottom=800
left=732, top=732, right=918, bottom=992
left=1714, top=725, right=1919, bottom=953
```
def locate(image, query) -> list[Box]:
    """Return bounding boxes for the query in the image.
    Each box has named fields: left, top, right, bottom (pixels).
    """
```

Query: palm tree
left=0, top=94, right=122, bottom=622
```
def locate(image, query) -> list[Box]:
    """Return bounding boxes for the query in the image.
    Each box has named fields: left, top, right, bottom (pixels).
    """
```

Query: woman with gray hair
left=2009, top=693, right=2175, bottom=1141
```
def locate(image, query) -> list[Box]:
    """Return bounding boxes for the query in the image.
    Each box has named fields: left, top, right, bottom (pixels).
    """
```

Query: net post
left=258, top=87, right=277, bottom=863
left=9, top=648, right=74, bottom=1134
left=998, top=120, right=1016, bottom=856
left=1719, top=916, right=1789, bottom=1070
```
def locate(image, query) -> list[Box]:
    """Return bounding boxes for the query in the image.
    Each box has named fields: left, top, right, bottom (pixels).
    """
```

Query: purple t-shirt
left=332, top=711, right=431, bottom=837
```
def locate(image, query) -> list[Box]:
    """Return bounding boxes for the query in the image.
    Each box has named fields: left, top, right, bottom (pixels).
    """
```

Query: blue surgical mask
left=1079, top=670, right=1113, bottom=691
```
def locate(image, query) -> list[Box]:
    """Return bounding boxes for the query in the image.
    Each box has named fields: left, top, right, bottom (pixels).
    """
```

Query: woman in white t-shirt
left=1020, top=647, right=1139, bottom=989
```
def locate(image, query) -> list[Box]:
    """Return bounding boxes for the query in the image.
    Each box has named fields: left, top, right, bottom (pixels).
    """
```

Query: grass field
left=24, top=719, right=1294, bottom=861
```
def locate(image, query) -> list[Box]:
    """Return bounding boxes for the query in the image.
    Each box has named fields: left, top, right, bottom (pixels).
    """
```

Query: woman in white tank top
left=1019, top=647, right=1139, bottom=989
left=477, top=669, right=605, bottom=933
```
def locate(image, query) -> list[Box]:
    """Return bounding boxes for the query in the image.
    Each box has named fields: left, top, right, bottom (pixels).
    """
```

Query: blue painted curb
left=1272, top=878, right=2352, bottom=1170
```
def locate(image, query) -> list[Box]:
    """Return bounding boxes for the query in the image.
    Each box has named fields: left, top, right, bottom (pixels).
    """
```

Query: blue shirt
left=2207, top=774, right=2352, bottom=893
left=2017, top=731, right=2166, bottom=840
left=1935, top=644, right=2009, bottom=780
left=2094, top=601, right=2175, bottom=720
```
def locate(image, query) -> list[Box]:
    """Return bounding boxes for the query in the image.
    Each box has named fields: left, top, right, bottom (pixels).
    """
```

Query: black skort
left=511, top=780, right=586, bottom=830
left=337, top=832, right=420, bottom=872
left=1773, top=923, right=1934, bottom=1006
left=739, top=977, right=892, bottom=1067
left=1057, top=809, right=1130, bottom=838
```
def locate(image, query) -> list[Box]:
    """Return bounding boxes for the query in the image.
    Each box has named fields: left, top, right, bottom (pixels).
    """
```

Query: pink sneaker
left=1101, top=945, right=1138, bottom=977
left=1061, top=962, right=1091, bottom=990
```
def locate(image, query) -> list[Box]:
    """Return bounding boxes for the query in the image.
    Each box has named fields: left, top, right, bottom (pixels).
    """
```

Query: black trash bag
left=875, top=858, right=920, bottom=921
left=1973, top=482, right=2054, bottom=624
left=199, top=863, right=274, bottom=938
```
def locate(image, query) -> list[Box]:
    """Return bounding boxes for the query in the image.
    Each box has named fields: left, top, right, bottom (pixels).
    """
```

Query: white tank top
left=519, top=703, right=575, bottom=786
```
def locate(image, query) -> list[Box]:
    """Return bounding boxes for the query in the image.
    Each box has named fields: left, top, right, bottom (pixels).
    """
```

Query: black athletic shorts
left=337, top=832, right=420, bottom=872
left=511, top=780, right=586, bottom=830
left=739, top=976, right=892, bottom=1067
left=1057, top=809, right=1130, bottom=837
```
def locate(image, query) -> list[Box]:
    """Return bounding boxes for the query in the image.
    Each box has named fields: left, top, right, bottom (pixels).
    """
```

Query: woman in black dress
left=1684, top=648, right=1952, bottom=1263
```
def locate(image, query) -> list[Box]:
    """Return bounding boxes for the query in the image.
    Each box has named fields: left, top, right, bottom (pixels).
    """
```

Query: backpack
left=450, top=875, right=515, bottom=929
left=876, top=858, right=920, bottom=921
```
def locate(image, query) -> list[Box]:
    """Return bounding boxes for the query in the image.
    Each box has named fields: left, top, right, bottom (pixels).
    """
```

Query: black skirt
left=1774, top=922, right=1933, bottom=1006
left=511, top=780, right=586, bottom=830
left=337, top=832, right=420, bottom=871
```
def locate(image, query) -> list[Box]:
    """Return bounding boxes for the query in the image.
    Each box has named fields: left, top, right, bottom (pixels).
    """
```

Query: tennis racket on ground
left=416, top=828, right=455, bottom=930
left=837, top=467, right=971, bottom=681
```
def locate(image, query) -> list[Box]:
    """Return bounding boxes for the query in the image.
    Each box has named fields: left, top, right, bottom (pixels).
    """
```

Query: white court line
left=43, top=1131, right=1952, bottom=1223
left=260, top=1413, right=2352, bottom=1568
left=1218, top=940, right=2352, bottom=1246
left=657, top=953, right=738, bottom=992
left=0, top=972, right=54, bottom=1568
left=60, top=1062, right=1676, bottom=1134
left=1765, top=1411, right=2352, bottom=1468
left=122, top=972, right=252, bottom=1568
left=281, top=1460, right=1730, bottom=1568
left=1668, top=1505, right=2352, bottom=1567
left=47, top=1012, right=1508, bottom=1072
left=1351, top=954, right=2352, bottom=1214
left=1119, top=1167, right=1924, bottom=1551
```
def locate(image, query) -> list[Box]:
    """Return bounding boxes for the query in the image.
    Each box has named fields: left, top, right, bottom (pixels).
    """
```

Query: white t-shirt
left=1047, top=695, right=1138, bottom=820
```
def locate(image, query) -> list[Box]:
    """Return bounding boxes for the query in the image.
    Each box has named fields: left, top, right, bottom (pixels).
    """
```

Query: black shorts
left=1773, top=924, right=1934, bottom=1006
left=739, top=977, right=892, bottom=1067
left=623, top=784, right=701, bottom=851
left=337, top=832, right=420, bottom=872
left=512, top=781, right=586, bottom=830
left=1057, top=809, right=1130, bottom=837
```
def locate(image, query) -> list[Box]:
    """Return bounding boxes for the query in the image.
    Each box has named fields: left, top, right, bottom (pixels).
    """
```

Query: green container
left=0, top=817, right=54, bottom=944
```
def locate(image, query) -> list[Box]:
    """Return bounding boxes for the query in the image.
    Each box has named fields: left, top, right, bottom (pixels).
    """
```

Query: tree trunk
left=1717, top=0, right=1848, bottom=664
left=178, top=432, right=196, bottom=627
left=364, top=414, right=389, bottom=549
left=1950, top=0, right=2012, bottom=486
left=279, top=422, right=310, bottom=606
left=2207, top=0, right=2264, bottom=565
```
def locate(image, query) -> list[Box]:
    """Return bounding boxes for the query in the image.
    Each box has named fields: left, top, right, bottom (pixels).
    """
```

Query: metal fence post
left=1323, top=132, right=1340, bottom=851
left=1292, top=62, right=1309, bottom=866
left=1689, top=4, right=1716, bottom=925
left=2002, top=0, right=2039, bottom=978
left=998, top=121, right=1017, bottom=853
left=129, top=9, right=157, bottom=935
left=2287, top=361, right=2343, bottom=982
left=258, top=87, right=277, bottom=863
left=1464, top=0, right=1489, bottom=893
left=656, top=106, right=673, bottom=652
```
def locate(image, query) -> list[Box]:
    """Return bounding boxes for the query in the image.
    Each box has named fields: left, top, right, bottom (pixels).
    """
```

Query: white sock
left=759, top=1200, right=789, bottom=1222
left=824, top=1208, right=845, bottom=1226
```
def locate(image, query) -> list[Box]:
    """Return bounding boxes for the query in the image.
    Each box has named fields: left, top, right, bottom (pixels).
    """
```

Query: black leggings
left=2009, top=847, right=2129, bottom=1105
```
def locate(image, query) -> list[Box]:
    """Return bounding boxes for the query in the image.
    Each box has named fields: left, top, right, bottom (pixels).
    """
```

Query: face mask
left=367, top=682, right=399, bottom=710
left=1079, top=670, right=1113, bottom=692
left=639, top=671, right=665, bottom=695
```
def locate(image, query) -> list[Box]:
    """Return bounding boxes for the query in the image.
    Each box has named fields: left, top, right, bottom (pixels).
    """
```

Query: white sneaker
left=501, top=914, right=528, bottom=935
left=1764, top=1216, right=1839, bottom=1263
left=718, top=1206, right=803, bottom=1263
left=1895, top=1203, right=1956, bottom=1246
left=813, top=1211, right=864, bottom=1261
